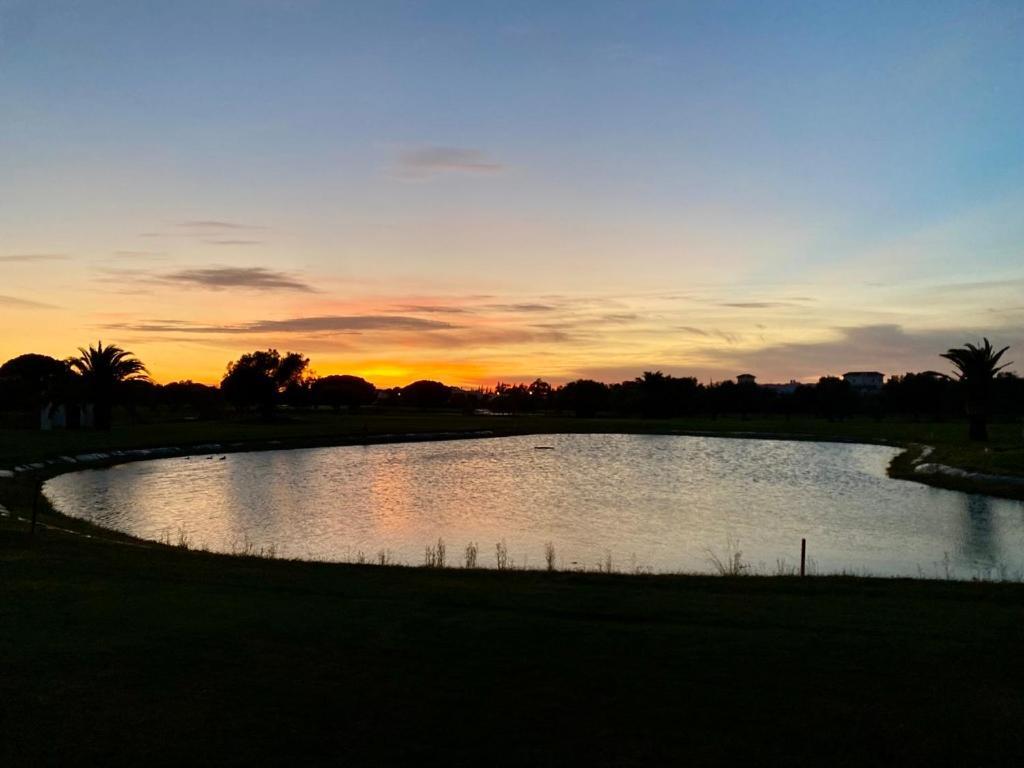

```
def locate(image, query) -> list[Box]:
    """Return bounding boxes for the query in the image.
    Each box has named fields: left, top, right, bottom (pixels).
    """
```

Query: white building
left=842, top=371, right=884, bottom=393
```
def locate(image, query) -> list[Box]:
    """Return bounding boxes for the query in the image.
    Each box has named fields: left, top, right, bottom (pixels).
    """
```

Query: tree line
left=0, top=339, right=1018, bottom=439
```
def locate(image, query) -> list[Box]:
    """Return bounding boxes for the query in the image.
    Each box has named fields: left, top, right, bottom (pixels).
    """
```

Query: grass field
left=2, top=412, right=1024, bottom=765
left=4, top=524, right=1024, bottom=767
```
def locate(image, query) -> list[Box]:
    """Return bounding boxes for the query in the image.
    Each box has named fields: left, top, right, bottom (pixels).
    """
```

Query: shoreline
left=4, top=423, right=1023, bottom=579
left=6, top=422, right=1019, bottom=498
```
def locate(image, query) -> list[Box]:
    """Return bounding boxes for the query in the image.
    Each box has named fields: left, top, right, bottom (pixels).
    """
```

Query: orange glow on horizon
left=320, top=358, right=492, bottom=389
left=145, top=353, right=496, bottom=390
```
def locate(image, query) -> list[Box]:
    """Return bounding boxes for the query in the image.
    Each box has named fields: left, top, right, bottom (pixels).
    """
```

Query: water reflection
left=44, top=434, right=1024, bottom=579
left=958, top=494, right=997, bottom=576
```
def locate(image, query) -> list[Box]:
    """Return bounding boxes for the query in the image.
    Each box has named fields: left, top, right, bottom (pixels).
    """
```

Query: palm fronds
left=940, top=338, right=1011, bottom=391
left=69, top=341, right=149, bottom=384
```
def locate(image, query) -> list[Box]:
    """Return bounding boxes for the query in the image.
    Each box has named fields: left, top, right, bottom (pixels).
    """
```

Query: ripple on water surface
left=44, top=434, right=1024, bottom=578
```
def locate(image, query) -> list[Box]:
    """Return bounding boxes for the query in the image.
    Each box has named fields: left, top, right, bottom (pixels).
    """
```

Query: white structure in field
left=842, top=371, right=884, bottom=393
left=40, top=402, right=95, bottom=430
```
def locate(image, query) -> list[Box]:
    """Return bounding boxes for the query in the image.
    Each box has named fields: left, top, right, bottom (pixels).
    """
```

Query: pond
left=44, top=433, right=1024, bottom=579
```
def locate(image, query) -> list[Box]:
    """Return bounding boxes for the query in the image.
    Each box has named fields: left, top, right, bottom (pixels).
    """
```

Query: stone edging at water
left=914, top=462, right=1024, bottom=487
left=0, top=430, right=500, bottom=480
left=890, top=442, right=1024, bottom=494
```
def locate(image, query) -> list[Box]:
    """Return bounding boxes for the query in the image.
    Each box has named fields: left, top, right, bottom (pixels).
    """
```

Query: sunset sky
left=2, top=1, right=1023, bottom=387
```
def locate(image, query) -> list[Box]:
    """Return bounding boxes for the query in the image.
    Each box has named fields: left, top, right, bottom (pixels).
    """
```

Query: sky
left=1, top=0, right=1023, bottom=387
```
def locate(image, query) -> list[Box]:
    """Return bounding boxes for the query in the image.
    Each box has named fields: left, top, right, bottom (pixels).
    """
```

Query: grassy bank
left=4, top=523, right=1024, bottom=767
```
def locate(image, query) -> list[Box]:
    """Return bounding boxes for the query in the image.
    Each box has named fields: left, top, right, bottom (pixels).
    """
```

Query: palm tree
left=69, top=341, right=149, bottom=429
left=940, top=338, right=1012, bottom=441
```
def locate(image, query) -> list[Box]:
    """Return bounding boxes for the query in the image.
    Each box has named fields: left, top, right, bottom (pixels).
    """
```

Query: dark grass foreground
left=4, top=524, right=1024, bottom=767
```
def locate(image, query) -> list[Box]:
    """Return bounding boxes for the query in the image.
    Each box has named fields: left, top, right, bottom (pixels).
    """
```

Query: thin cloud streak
left=136, top=220, right=268, bottom=240
left=485, top=303, right=558, bottom=313
left=0, top=294, right=57, bottom=309
left=721, top=302, right=792, bottom=309
left=112, top=251, right=166, bottom=259
left=390, top=304, right=470, bottom=314
left=0, top=253, right=69, bottom=262
left=174, top=220, right=266, bottom=231
left=109, top=315, right=455, bottom=335
left=396, top=146, right=505, bottom=178
left=161, top=267, right=313, bottom=292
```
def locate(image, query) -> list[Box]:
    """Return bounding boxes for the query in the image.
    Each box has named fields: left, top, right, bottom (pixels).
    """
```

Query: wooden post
left=800, top=538, right=806, bottom=577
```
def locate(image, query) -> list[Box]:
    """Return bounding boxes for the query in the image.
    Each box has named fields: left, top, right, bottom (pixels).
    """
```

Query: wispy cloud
left=110, top=315, right=454, bottom=335
left=485, top=302, right=558, bottom=313
left=174, top=220, right=266, bottom=231
left=0, top=253, right=69, bottom=262
left=597, top=313, right=639, bottom=324
left=719, top=324, right=1022, bottom=379
left=669, top=325, right=741, bottom=344
left=97, top=265, right=313, bottom=292
left=112, top=250, right=166, bottom=260
left=414, top=326, right=572, bottom=347
left=250, top=316, right=453, bottom=333
left=720, top=301, right=791, bottom=309
left=137, top=219, right=267, bottom=241
left=396, top=146, right=505, bottom=178
left=160, top=267, right=313, bottom=292
left=390, top=304, right=470, bottom=314
left=0, top=294, right=57, bottom=309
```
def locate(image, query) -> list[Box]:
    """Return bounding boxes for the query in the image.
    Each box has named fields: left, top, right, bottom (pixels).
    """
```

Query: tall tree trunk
left=966, top=398, right=988, bottom=441
left=94, top=399, right=112, bottom=430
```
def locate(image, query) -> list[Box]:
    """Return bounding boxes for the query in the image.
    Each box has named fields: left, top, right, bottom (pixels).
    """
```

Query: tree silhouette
left=0, top=353, right=71, bottom=414
left=941, top=338, right=1012, bottom=441
left=636, top=371, right=671, bottom=417
left=311, top=375, right=377, bottom=411
left=160, top=380, right=224, bottom=419
left=527, top=379, right=552, bottom=403
left=69, top=341, right=149, bottom=429
left=399, top=380, right=451, bottom=409
left=221, top=349, right=309, bottom=417
left=555, top=379, right=608, bottom=417
left=814, top=376, right=855, bottom=421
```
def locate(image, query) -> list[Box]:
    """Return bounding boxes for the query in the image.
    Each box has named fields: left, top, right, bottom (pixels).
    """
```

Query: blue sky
left=1, top=0, right=1022, bottom=384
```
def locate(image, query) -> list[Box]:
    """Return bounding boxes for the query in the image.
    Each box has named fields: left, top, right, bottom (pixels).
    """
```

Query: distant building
left=843, top=371, right=884, bottom=393
left=761, top=380, right=800, bottom=395
left=736, top=373, right=757, bottom=385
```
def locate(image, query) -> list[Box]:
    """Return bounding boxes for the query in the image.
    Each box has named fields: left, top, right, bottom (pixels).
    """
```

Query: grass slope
left=4, top=526, right=1024, bottom=767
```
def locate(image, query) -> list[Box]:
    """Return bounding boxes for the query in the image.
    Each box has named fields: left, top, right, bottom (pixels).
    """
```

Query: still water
left=44, top=434, right=1024, bottom=578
